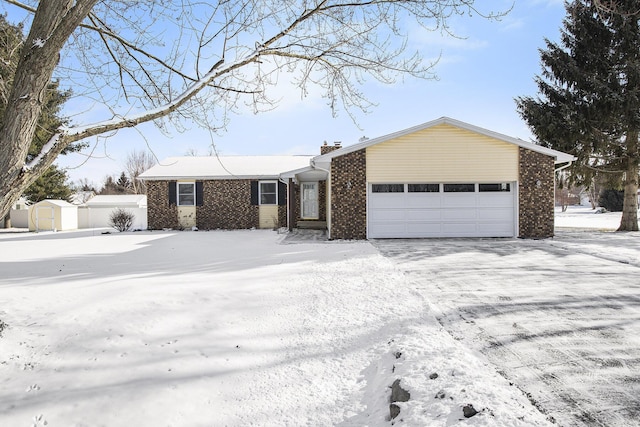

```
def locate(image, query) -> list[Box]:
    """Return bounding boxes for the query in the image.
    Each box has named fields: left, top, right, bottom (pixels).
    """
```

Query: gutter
left=310, top=158, right=330, bottom=175
left=554, top=161, right=573, bottom=173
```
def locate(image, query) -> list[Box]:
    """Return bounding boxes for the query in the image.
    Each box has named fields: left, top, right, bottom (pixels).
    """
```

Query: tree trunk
left=618, top=131, right=639, bottom=231
left=3, top=213, right=9, bottom=228
left=0, top=1, right=99, bottom=219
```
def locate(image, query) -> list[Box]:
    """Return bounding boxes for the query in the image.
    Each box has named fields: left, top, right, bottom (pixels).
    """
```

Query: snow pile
left=0, top=230, right=551, bottom=426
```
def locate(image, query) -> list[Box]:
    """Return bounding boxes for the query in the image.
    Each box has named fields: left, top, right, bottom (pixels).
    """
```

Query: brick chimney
left=320, top=141, right=342, bottom=155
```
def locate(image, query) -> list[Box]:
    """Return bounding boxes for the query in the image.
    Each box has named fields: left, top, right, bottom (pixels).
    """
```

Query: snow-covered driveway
left=374, top=231, right=640, bottom=427
left=0, top=229, right=551, bottom=427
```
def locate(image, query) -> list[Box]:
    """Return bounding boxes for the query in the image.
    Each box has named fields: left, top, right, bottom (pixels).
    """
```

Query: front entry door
left=301, top=182, right=319, bottom=219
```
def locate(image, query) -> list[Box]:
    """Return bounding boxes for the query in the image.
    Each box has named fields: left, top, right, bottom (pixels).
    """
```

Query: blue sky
left=5, top=0, right=567, bottom=187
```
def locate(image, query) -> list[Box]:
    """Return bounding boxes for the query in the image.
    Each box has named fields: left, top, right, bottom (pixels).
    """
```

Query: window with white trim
left=177, top=182, right=195, bottom=206
left=259, top=181, right=277, bottom=205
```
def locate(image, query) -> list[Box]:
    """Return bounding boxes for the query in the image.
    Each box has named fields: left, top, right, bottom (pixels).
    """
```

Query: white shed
left=28, top=199, right=78, bottom=232
left=78, top=195, right=148, bottom=230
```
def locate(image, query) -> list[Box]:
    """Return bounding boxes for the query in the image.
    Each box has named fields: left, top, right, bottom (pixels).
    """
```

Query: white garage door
left=368, top=183, right=516, bottom=238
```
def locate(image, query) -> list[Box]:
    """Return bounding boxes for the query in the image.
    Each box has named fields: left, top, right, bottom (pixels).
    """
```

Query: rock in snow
left=389, top=379, right=411, bottom=419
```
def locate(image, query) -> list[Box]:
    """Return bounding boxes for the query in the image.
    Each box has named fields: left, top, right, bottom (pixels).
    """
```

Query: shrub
left=598, top=189, right=624, bottom=212
left=109, top=208, right=135, bottom=232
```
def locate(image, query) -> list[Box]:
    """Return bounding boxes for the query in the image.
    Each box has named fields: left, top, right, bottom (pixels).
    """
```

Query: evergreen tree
left=100, top=172, right=132, bottom=195
left=516, top=0, right=640, bottom=231
left=116, top=172, right=132, bottom=193
left=23, top=165, right=72, bottom=203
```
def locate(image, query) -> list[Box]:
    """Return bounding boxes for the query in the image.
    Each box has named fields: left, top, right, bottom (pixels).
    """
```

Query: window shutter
left=250, top=181, right=258, bottom=205
left=195, top=181, right=204, bottom=206
left=168, top=181, right=177, bottom=205
left=278, top=181, right=287, bottom=206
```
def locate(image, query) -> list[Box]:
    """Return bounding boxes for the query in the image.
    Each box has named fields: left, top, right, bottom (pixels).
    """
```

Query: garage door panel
left=368, top=182, right=515, bottom=238
left=441, top=222, right=478, bottom=233
left=441, top=208, right=477, bottom=220
left=406, top=194, right=441, bottom=208
left=477, top=208, right=513, bottom=220
left=442, top=194, right=477, bottom=208
left=405, top=210, right=441, bottom=220
left=369, top=222, right=406, bottom=236
left=369, top=209, right=406, bottom=221
left=477, top=193, right=512, bottom=207
left=405, top=225, right=444, bottom=238
left=368, top=194, right=405, bottom=208
left=479, top=222, right=515, bottom=235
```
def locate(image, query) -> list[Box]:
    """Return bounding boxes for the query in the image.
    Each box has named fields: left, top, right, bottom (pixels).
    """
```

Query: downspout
left=553, top=160, right=574, bottom=224
left=310, top=158, right=332, bottom=238
left=278, top=176, right=291, bottom=231
left=554, top=161, right=573, bottom=173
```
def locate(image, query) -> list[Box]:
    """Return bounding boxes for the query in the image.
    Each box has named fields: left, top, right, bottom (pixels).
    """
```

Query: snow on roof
left=85, top=195, right=147, bottom=207
left=33, top=199, right=75, bottom=208
left=139, top=156, right=315, bottom=180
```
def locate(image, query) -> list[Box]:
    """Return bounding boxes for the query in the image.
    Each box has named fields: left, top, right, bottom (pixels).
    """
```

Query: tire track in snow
left=374, top=237, right=640, bottom=427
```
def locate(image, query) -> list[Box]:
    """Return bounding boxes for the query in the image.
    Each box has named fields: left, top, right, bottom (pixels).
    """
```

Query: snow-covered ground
left=374, top=206, right=640, bottom=427
left=0, top=206, right=637, bottom=426
left=554, top=205, right=622, bottom=231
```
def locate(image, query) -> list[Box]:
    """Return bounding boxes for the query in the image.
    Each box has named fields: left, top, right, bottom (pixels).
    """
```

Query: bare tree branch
left=0, top=0, right=507, bottom=217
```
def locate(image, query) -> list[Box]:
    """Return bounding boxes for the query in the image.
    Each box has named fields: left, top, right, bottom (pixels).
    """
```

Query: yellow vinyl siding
left=366, top=124, right=518, bottom=182
left=259, top=205, right=279, bottom=229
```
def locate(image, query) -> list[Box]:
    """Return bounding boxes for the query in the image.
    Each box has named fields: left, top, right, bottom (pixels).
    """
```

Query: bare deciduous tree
left=0, top=0, right=504, bottom=218
left=124, top=150, right=156, bottom=194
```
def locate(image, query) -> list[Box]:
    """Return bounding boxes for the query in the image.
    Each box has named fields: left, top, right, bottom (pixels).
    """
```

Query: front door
left=301, top=182, right=319, bottom=219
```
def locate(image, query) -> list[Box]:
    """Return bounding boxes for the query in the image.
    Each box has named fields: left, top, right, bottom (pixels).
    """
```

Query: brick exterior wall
left=196, top=180, right=259, bottom=229
left=320, top=143, right=342, bottom=155
left=519, top=148, right=555, bottom=238
left=330, top=149, right=367, bottom=239
left=147, top=179, right=290, bottom=230
left=147, top=181, right=179, bottom=230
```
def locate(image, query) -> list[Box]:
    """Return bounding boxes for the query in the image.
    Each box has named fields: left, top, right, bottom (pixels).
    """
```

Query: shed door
left=36, top=206, right=55, bottom=231
left=368, top=183, right=516, bottom=238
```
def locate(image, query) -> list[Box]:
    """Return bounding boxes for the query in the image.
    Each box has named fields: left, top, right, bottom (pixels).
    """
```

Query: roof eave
left=139, top=175, right=282, bottom=181
left=312, top=116, right=576, bottom=164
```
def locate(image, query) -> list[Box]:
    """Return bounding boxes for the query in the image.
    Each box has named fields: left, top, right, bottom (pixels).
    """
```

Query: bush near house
left=109, top=208, right=135, bottom=232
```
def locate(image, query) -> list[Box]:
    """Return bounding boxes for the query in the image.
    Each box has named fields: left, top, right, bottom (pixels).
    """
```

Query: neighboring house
left=78, top=195, right=148, bottom=230
left=142, top=117, right=575, bottom=239
left=139, top=156, right=314, bottom=230
left=28, top=199, right=78, bottom=232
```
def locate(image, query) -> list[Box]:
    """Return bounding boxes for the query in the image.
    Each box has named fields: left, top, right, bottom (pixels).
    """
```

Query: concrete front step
left=296, top=220, right=327, bottom=230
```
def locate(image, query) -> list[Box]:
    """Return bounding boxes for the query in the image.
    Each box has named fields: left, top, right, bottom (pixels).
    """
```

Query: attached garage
left=368, top=182, right=516, bottom=238
left=304, top=117, right=575, bottom=240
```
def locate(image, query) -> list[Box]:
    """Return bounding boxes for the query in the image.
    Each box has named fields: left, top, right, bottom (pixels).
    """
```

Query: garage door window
left=408, top=184, right=440, bottom=193
left=443, top=183, right=475, bottom=193
left=479, top=183, right=511, bottom=192
left=372, top=184, right=404, bottom=193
